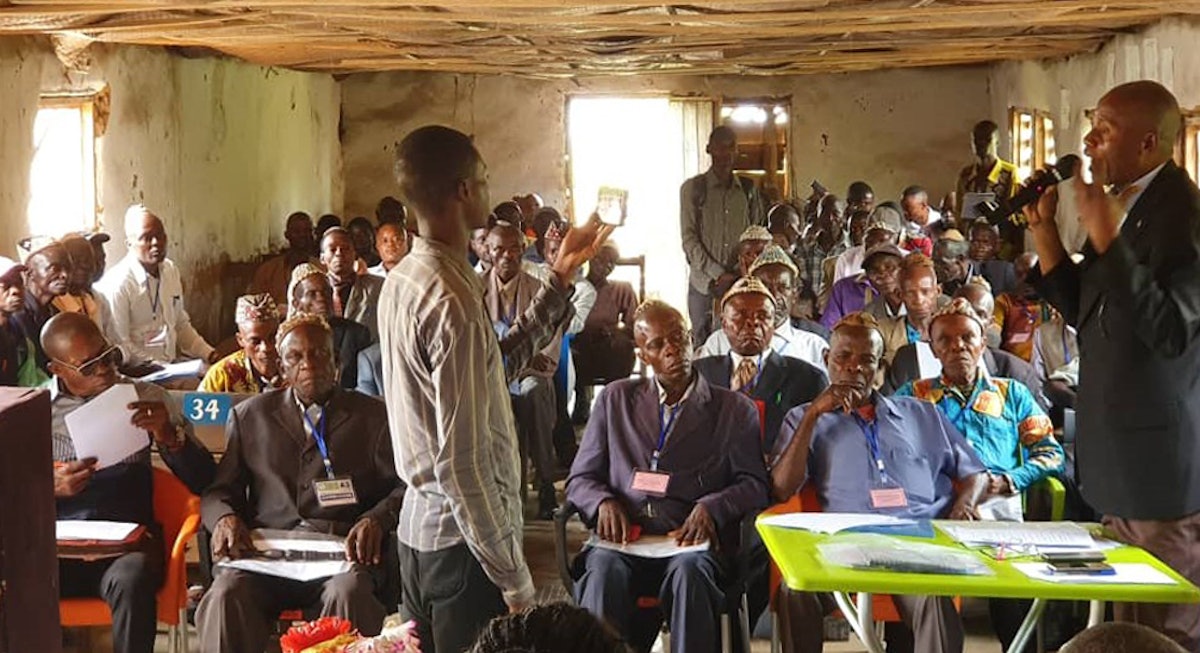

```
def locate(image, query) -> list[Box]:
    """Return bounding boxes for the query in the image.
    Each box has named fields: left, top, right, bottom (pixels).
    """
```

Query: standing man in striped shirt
left=379, top=125, right=612, bottom=653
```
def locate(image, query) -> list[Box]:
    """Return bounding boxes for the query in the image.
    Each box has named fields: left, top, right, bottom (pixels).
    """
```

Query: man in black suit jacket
left=288, top=263, right=371, bottom=390
left=1025, top=81, right=1200, bottom=649
left=694, top=276, right=828, bottom=646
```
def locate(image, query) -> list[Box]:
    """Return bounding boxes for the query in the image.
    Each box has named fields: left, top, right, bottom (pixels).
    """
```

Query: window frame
left=29, top=91, right=99, bottom=236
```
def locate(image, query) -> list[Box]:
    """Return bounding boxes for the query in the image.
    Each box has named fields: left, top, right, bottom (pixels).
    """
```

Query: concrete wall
left=0, top=38, right=342, bottom=343
left=340, top=66, right=996, bottom=218
left=989, top=17, right=1200, bottom=167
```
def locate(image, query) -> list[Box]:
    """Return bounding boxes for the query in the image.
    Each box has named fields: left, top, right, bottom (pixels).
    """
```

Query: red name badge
left=631, top=470, right=671, bottom=497
left=870, top=487, right=908, bottom=509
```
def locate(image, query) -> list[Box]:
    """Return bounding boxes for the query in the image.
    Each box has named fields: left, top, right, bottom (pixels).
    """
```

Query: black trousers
left=399, top=542, right=507, bottom=653
left=60, top=549, right=164, bottom=653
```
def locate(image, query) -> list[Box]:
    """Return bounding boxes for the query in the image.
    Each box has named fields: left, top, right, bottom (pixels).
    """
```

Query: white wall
left=989, top=17, right=1200, bottom=167
left=340, top=66, right=997, bottom=219
left=0, top=38, right=342, bottom=341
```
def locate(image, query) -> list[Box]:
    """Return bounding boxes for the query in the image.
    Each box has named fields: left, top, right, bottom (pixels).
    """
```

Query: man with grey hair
left=97, top=205, right=217, bottom=367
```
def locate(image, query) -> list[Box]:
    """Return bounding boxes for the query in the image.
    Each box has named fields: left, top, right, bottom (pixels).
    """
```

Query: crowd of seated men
left=2, top=112, right=1155, bottom=653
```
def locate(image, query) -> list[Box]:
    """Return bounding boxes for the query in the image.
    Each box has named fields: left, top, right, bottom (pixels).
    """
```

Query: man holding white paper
left=45, top=312, right=215, bottom=653
left=566, top=300, right=769, bottom=653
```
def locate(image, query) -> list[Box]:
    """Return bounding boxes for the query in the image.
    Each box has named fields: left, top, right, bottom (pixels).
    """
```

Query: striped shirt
left=379, top=237, right=570, bottom=607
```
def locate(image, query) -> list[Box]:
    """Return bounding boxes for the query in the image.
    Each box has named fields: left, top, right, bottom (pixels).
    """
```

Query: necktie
left=731, top=357, right=759, bottom=393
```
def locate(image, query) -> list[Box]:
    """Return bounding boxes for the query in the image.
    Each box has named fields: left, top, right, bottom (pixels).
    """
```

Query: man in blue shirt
left=769, top=312, right=988, bottom=653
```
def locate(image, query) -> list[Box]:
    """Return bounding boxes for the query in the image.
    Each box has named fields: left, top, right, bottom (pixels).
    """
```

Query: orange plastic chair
left=59, top=467, right=202, bottom=653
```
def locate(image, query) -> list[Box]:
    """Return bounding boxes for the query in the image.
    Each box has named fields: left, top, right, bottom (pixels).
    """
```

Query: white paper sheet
left=137, top=359, right=204, bottom=383
left=216, top=529, right=352, bottom=582
left=56, top=520, right=139, bottom=541
left=759, top=512, right=918, bottom=534
left=585, top=534, right=710, bottom=559
left=64, top=383, right=148, bottom=469
left=915, top=341, right=942, bottom=380
left=1013, top=562, right=1177, bottom=585
left=936, top=521, right=1095, bottom=548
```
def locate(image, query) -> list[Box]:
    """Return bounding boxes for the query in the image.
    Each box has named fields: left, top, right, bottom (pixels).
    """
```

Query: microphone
left=976, top=154, right=1081, bottom=225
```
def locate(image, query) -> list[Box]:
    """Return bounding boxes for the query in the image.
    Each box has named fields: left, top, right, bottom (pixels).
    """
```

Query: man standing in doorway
left=380, top=125, right=613, bottom=653
left=680, top=125, right=766, bottom=344
left=1024, top=80, right=1200, bottom=650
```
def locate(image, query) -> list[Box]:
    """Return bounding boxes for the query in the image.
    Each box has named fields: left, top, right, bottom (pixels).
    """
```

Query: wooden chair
left=59, top=468, right=201, bottom=653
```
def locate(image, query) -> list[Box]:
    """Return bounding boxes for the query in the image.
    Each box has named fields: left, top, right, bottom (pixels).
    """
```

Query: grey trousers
left=777, top=588, right=964, bottom=653
left=60, top=550, right=163, bottom=653
left=399, top=542, right=506, bottom=653
left=575, top=547, right=724, bottom=653
left=511, top=377, right=557, bottom=487
left=1104, top=511, right=1200, bottom=651
left=687, top=285, right=715, bottom=345
left=195, top=565, right=387, bottom=653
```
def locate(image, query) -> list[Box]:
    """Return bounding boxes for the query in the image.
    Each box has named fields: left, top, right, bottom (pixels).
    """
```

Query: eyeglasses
left=53, top=344, right=123, bottom=377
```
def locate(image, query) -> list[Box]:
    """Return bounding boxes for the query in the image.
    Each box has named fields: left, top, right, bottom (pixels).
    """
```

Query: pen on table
left=996, top=543, right=1006, bottom=561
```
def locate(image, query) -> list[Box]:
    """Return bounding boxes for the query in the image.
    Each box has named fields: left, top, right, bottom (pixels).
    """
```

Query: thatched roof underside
left=1, top=1, right=1198, bottom=76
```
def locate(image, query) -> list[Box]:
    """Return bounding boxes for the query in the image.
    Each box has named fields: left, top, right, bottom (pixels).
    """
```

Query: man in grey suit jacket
left=321, top=227, right=384, bottom=341
left=567, top=300, right=769, bottom=653
left=196, top=315, right=403, bottom=653
left=1026, top=81, right=1200, bottom=649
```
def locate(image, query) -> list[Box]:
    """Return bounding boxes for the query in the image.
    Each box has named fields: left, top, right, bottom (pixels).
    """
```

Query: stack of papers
left=218, top=529, right=351, bottom=582
left=586, top=534, right=709, bottom=559
left=937, top=521, right=1096, bottom=548
left=56, top=520, right=140, bottom=541
left=1014, top=562, right=1177, bottom=585
left=137, top=359, right=205, bottom=383
left=760, top=512, right=918, bottom=534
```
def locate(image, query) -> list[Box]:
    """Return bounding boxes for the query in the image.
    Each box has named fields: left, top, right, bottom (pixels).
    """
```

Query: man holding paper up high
left=45, top=312, right=215, bottom=653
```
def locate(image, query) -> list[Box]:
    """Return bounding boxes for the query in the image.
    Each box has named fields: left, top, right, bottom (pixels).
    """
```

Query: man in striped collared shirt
left=379, top=125, right=612, bottom=653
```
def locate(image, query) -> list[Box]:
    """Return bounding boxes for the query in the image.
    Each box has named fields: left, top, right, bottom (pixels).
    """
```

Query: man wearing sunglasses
left=44, top=312, right=216, bottom=653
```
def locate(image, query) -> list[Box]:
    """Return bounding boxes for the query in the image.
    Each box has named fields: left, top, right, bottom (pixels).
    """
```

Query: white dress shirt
left=832, top=245, right=865, bottom=283
left=97, top=255, right=214, bottom=364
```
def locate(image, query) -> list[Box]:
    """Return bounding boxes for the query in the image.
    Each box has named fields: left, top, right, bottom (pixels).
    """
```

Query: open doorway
left=719, top=98, right=790, bottom=203
left=566, top=96, right=713, bottom=312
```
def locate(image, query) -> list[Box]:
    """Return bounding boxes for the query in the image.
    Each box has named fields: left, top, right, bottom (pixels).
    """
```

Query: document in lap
left=218, top=529, right=352, bottom=582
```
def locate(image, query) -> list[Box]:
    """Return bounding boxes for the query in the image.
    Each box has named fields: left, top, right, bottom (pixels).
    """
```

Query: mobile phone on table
left=1047, top=560, right=1115, bottom=575
left=1041, top=550, right=1106, bottom=563
left=597, top=186, right=628, bottom=227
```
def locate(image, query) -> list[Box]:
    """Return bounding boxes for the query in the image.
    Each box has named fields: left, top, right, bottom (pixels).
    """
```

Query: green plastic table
left=757, top=517, right=1200, bottom=653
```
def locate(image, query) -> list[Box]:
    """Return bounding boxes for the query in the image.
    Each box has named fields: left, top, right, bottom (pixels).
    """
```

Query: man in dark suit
left=196, top=314, right=403, bottom=653
left=1025, top=80, right=1200, bottom=650
left=356, top=342, right=383, bottom=396
left=693, top=276, right=827, bottom=645
left=320, top=227, right=384, bottom=341
left=694, top=276, right=829, bottom=454
left=288, top=263, right=371, bottom=390
left=567, top=300, right=769, bottom=653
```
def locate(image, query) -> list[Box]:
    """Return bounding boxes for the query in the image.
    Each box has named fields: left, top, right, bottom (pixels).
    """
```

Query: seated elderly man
left=14, top=240, right=73, bottom=371
left=878, top=252, right=950, bottom=362
left=288, top=262, right=371, bottom=390
left=199, top=294, right=283, bottom=393
left=45, top=312, right=215, bottom=653
left=770, top=313, right=988, bottom=653
left=567, top=300, right=769, bottom=653
left=895, top=298, right=1064, bottom=653
left=485, top=221, right=564, bottom=518
left=197, top=314, right=404, bottom=653
left=698, top=245, right=828, bottom=369
left=693, top=276, right=827, bottom=637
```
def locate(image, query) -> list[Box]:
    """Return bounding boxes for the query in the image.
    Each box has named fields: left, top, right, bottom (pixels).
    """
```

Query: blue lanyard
left=149, top=276, right=161, bottom=317
left=651, top=403, right=679, bottom=471
left=302, top=408, right=335, bottom=479
left=852, top=414, right=889, bottom=484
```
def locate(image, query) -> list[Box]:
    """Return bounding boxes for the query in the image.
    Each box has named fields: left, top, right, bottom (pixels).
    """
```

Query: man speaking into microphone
left=1023, top=80, right=1200, bottom=649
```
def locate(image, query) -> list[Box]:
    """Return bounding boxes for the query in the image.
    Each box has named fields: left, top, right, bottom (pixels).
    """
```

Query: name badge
left=313, top=476, right=358, bottom=508
left=631, top=470, right=671, bottom=497
left=870, top=487, right=908, bottom=509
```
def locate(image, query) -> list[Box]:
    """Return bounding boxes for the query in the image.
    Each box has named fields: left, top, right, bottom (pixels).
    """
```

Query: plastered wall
left=0, top=38, right=342, bottom=343
left=340, top=66, right=996, bottom=218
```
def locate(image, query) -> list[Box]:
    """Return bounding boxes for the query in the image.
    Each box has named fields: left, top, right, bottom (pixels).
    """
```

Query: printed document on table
left=217, top=529, right=351, bottom=582
left=64, top=383, right=148, bottom=469
left=56, top=520, right=140, bottom=541
left=760, top=512, right=918, bottom=534
left=936, top=521, right=1095, bottom=548
left=586, top=534, right=710, bottom=559
left=1013, top=562, right=1177, bottom=585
